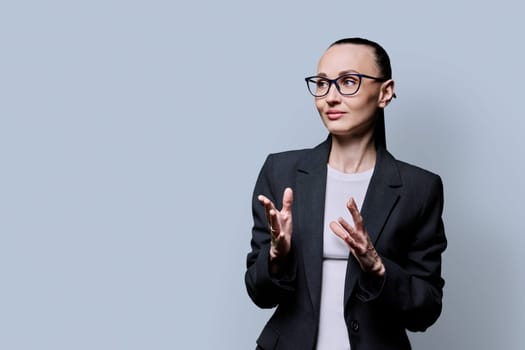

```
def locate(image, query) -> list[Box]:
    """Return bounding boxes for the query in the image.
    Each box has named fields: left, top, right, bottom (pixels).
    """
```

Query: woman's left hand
left=330, top=197, right=385, bottom=277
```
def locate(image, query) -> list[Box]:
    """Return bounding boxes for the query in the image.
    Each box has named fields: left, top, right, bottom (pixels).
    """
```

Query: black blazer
left=245, top=136, right=447, bottom=350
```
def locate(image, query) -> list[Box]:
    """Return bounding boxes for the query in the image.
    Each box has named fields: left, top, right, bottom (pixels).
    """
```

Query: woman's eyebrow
left=338, top=69, right=359, bottom=75
left=316, top=69, right=359, bottom=78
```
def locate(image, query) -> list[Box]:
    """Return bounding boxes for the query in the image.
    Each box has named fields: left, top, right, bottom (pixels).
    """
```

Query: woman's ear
left=378, top=79, right=395, bottom=108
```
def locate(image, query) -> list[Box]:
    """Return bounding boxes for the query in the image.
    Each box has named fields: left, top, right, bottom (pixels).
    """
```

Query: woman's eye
left=316, top=80, right=328, bottom=88
left=341, top=78, right=357, bottom=86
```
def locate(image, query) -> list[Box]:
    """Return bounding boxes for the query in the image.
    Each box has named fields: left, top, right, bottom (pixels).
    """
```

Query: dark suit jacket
left=245, top=136, right=447, bottom=350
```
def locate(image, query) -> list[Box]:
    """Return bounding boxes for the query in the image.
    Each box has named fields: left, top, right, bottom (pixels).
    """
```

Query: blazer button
left=350, top=320, right=359, bottom=332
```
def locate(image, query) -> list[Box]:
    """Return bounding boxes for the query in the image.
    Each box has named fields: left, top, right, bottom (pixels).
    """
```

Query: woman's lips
left=326, top=110, right=345, bottom=120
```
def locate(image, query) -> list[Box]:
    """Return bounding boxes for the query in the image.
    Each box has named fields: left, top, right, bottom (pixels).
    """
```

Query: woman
left=245, top=38, right=447, bottom=350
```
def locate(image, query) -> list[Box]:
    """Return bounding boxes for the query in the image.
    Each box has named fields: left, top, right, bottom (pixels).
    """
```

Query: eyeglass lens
left=307, top=74, right=361, bottom=97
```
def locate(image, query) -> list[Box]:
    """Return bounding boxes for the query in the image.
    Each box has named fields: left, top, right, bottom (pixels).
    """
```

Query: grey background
left=1, top=0, right=524, bottom=349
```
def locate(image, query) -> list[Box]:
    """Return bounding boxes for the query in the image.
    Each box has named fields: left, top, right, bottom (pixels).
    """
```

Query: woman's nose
left=324, top=83, right=342, bottom=104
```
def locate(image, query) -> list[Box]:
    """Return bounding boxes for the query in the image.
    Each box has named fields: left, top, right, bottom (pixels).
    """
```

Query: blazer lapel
left=295, top=137, right=331, bottom=319
left=344, top=147, right=402, bottom=306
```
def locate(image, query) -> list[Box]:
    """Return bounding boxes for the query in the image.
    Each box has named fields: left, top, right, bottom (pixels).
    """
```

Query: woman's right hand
left=258, top=187, right=294, bottom=263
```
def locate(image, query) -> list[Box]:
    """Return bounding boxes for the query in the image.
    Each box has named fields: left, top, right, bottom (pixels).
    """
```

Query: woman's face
left=315, top=44, right=393, bottom=138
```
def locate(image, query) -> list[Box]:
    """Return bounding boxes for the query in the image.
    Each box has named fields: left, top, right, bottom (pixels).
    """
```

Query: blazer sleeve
left=244, top=154, right=297, bottom=309
left=357, top=174, right=447, bottom=332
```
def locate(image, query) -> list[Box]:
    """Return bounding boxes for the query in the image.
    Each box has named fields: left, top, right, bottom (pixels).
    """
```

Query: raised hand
left=330, top=197, right=385, bottom=277
left=258, top=188, right=294, bottom=263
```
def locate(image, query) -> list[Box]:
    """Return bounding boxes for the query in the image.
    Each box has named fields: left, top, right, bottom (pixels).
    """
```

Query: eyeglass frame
left=304, top=73, right=396, bottom=98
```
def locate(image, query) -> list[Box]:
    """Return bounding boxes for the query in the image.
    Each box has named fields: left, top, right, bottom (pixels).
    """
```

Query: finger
left=258, top=194, right=277, bottom=221
left=282, top=187, right=294, bottom=212
left=259, top=196, right=278, bottom=238
left=268, top=209, right=280, bottom=238
left=337, top=216, right=356, bottom=237
left=329, top=221, right=356, bottom=247
left=338, top=216, right=366, bottom=246
left=258, top=195, right=276, bottom=210
left=347, top=198, right=364, bottom=232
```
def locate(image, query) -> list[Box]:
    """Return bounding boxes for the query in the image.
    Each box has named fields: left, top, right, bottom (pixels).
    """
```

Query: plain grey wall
left=1, top=0, right=524, bottom=349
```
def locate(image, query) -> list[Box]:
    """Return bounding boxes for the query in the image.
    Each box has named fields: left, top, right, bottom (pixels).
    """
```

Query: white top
left=315, top=165, right=373, bottom=350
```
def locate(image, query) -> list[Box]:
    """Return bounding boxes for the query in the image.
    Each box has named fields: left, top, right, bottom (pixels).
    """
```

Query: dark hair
left=329, top=38, right=392, bottom=79
left=329, top=38, right=393, bottom=148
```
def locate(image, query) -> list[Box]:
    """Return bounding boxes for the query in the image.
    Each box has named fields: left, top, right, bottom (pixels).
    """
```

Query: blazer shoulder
left=266, top=147, right=315, bottom=168
left=395, top=159, right=442, bottom=185
left=392, top=159, right=444, bottom=207
left=269, top=146, right=316, bottom=159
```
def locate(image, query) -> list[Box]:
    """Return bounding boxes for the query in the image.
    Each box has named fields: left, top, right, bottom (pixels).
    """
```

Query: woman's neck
left=328, top=133, right=376, bottom=174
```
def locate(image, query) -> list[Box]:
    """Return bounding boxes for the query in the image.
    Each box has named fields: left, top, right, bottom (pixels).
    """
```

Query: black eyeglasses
left=305, top=73, right=394, bottom=98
